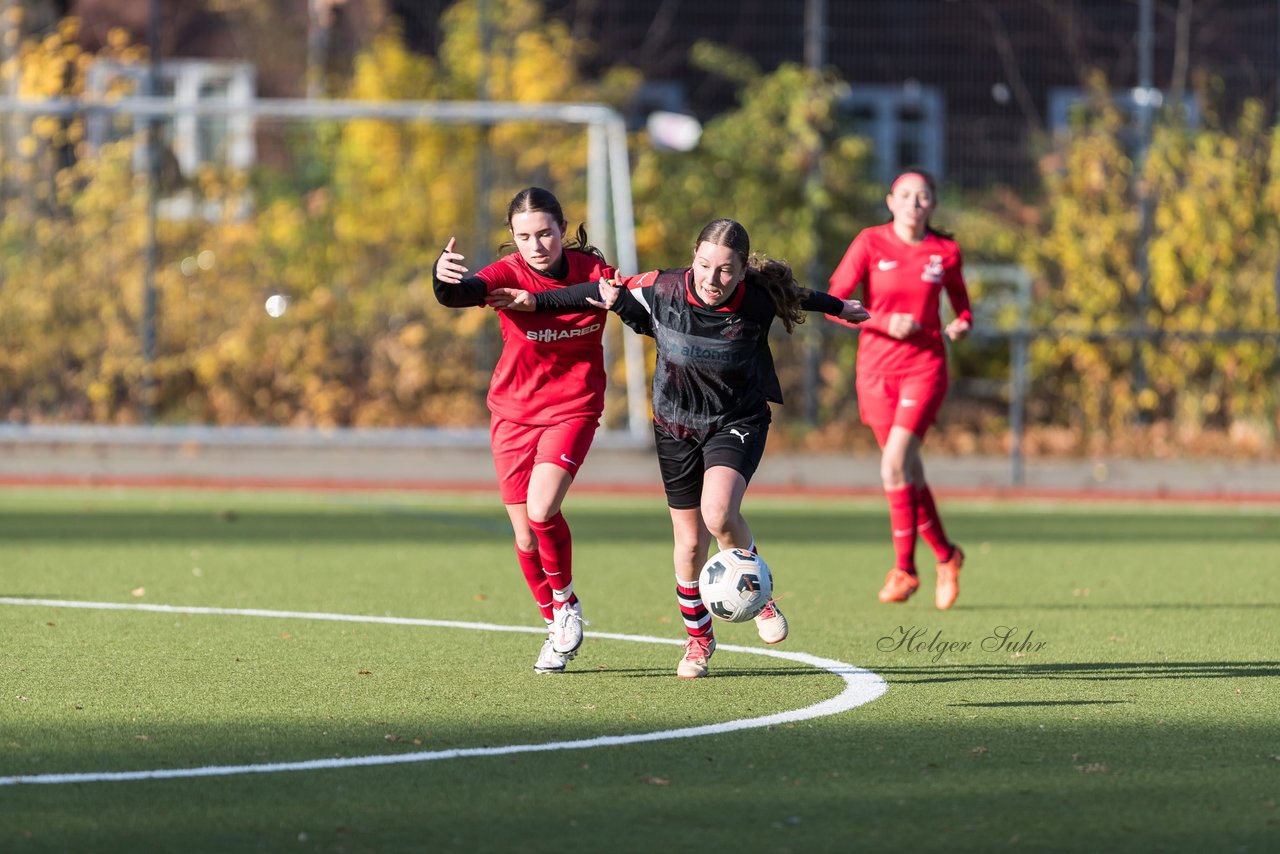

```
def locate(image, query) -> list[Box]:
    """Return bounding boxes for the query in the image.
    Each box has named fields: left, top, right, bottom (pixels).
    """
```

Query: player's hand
left=839, top=299, right=870, bottom=324
left=435, top=237, right=468, bottom=284
left=586, top=277, right=621, bottom=310
left=945, top=317, right=971, bottom=341
left=486, top=288, right=535, bottom=312
left=886, top=312, right=920, bottom=339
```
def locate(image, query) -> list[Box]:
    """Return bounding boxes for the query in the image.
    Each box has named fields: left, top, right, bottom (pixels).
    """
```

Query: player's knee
left=880, top=461, right=907, bottom=489
left=672, top=537, right=703, bottom=565
left=525, top=500, right=561, bottom=525
left=700, top=507, right=735, bottom=543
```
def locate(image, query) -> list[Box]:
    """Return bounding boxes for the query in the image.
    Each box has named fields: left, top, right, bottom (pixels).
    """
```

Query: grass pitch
left=1, top=488, right=1277, bottom=852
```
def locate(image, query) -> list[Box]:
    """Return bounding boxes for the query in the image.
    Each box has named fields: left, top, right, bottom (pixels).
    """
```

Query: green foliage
left=1143, top=101, right=1280, bottom=437
left=632, top=60, right=873, bottom=274
left=0, top=2, right=635, bottom=427
left=1021, top=73, right=1280, bottom=445
left=2, top=10, right=1278, bottom=449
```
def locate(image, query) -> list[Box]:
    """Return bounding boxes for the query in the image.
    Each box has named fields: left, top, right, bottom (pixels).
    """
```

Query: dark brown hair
left=498, top=186, right=605, bottom=261
left=695, top=218, right=807, bottom=333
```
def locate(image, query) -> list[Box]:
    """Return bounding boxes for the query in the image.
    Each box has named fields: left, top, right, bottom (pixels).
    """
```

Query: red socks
left=914, top=483, right=953, bottom=562
left=885, top=486, right=918, bottom=574
left=514, top=545, right=554, bottom=622
left=529, top=512, right=575, bottom=603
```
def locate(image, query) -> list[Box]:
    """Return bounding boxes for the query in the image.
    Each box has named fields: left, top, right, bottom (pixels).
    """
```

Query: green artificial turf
left=1, top=488, right=1277, bottom=852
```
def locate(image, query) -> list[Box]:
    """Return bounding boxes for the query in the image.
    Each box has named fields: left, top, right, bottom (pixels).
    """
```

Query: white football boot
left=533, top=637, right=575, bottom=674
left=754, top=600, right=788, bottom=644
left=550, top=600, right=585, bottom=654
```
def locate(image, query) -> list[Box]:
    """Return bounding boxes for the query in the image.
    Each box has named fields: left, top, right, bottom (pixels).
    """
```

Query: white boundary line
left=0, top=597, right=887, bottom=786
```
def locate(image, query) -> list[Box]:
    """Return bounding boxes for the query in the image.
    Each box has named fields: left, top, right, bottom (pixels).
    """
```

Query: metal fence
left=1, top=2, right=1279, bottom=474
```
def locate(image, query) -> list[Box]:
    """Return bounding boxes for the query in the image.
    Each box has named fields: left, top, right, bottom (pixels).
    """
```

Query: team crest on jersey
left=921, top=255, right=944, bottom=283
left=526, top=322, right=602, bottom=343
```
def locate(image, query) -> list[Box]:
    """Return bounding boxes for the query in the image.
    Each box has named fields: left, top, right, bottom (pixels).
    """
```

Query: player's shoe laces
left=935, top=545, right=964, bottom=610
left=676, top=635, right=716, bottom=679
left=878, top=568, right=920, bottom=603
left=550, top=600, right=585, bottom=654
left=533, top=637, right=575, bottom=674
left=753, top=600, right=788, bottom=644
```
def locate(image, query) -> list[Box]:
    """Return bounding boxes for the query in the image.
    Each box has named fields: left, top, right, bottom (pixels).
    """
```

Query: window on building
left=1047, top=86, right=1200, bottom=152
left=86, top=59, right=256, bottom=219
left=840, top=82, right=945, bottom=183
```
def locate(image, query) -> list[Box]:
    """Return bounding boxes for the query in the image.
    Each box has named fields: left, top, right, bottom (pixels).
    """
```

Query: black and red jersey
left=432, top=249, right=615, bottom=425
left=535, top=268, right=847, bottom=441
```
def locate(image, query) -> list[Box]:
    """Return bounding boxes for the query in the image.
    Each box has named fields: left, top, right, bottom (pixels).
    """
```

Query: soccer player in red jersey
left=493, top=219, right=870, bottom=677
left=827, top=168, right=973, bottom=610
left=432, top=187, right=615, bottom=673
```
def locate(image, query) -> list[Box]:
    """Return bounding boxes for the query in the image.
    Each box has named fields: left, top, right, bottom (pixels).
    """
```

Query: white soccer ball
left=698, top=548, right=773, bottom=623
left=264, top=294, right=288, bottom=318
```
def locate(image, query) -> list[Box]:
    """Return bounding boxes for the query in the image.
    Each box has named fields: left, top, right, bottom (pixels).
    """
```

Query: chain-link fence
left=0, top=1, right=1278, bottom=462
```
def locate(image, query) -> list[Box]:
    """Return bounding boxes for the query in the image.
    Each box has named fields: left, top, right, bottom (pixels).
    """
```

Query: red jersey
left=476, top=250, right=615, bottom=425
left=827, top=223, right=972, bottom=376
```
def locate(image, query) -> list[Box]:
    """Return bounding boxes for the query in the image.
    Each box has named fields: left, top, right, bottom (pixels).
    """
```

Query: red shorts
left=490, top=415, right=600, bottom=505
left=856, top=369, right=948, bottom=443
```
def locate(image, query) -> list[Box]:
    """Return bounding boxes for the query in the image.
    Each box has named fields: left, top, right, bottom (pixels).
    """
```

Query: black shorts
left=654, top=414, right=771, bottom=510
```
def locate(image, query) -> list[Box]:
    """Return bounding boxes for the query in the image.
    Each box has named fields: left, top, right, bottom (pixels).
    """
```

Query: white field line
left=0, top=597, right=887, bottom=786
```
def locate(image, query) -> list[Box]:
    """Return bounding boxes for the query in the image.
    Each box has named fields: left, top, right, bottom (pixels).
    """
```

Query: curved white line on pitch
left=0, top=597, right=887, bottom=786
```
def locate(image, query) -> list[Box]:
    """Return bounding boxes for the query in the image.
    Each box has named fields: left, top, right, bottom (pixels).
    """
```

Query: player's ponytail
left=744, top=256, right=806, bottom=334
left=564, top=222, right=606, bottom=262
left=696, top=218, right=807, bottom=334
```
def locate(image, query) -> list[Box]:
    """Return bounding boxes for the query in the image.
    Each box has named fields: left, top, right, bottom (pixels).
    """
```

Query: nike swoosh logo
left=878, top=260, right=898, bottom=271
left=559, top=454, right=578, bottom=467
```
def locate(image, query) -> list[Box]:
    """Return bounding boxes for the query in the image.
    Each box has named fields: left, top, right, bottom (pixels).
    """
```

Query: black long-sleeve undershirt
left=532, top=280, right=848, bottom=319
left=432, top=251, right=580, bottom=309
left=531, top=280, right=604, bottom=310
left=431, top=267, right=489, bottom=308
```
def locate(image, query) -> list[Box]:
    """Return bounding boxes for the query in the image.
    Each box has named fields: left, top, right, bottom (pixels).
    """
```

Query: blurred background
left=1, top=0, right=1278, bottom=478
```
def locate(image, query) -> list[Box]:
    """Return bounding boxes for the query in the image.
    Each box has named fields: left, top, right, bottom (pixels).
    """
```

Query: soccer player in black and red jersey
left=432, top=187, right=615, bottom=674
left=493, top=218, right=870, bottom=677
left=827, top=169, right=972, bottom=610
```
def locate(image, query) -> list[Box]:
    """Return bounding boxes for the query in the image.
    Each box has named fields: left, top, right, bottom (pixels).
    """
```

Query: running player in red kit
left=494, top=218, right=870, bottom=677
left=432, top=187, right=615, bottom=673
left=827, top=169, right=972, bottom=610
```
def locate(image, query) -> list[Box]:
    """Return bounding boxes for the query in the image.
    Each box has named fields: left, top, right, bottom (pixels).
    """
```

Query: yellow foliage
left=0, top=2, right=635, bottom=428
left=1024, top=77, right=1280, bottom=439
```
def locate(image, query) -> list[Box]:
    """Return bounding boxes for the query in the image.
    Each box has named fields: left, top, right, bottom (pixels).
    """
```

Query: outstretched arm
left=489, top=276, right=657, bottom=337
left=485, top=280, right=605, bottom=312
left=592, top=277, right=656, bottom=337
left=432, top=237, right=490, bottom=308
left=800, top=289, right=871, bottom=324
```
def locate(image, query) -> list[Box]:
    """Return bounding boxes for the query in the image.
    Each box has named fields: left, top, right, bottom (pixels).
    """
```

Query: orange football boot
left=878, top=568, right=920, bottom=603
left=935, top=545, right=965, bottom=610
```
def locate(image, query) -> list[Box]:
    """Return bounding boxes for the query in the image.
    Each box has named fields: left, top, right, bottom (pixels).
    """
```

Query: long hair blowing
left=696, top=218, right=807, bottom=333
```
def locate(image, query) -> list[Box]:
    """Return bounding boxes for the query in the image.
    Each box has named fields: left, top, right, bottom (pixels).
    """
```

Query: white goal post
left=0, top=95, right=652, bottom=443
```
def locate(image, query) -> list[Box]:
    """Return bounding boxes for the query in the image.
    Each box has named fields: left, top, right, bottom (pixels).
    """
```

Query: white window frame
left=1047, top=86, right=1200, bottom=146
left=841, top=83, right=945, bottom=183
left=85, top=59, right=255, bottom=218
